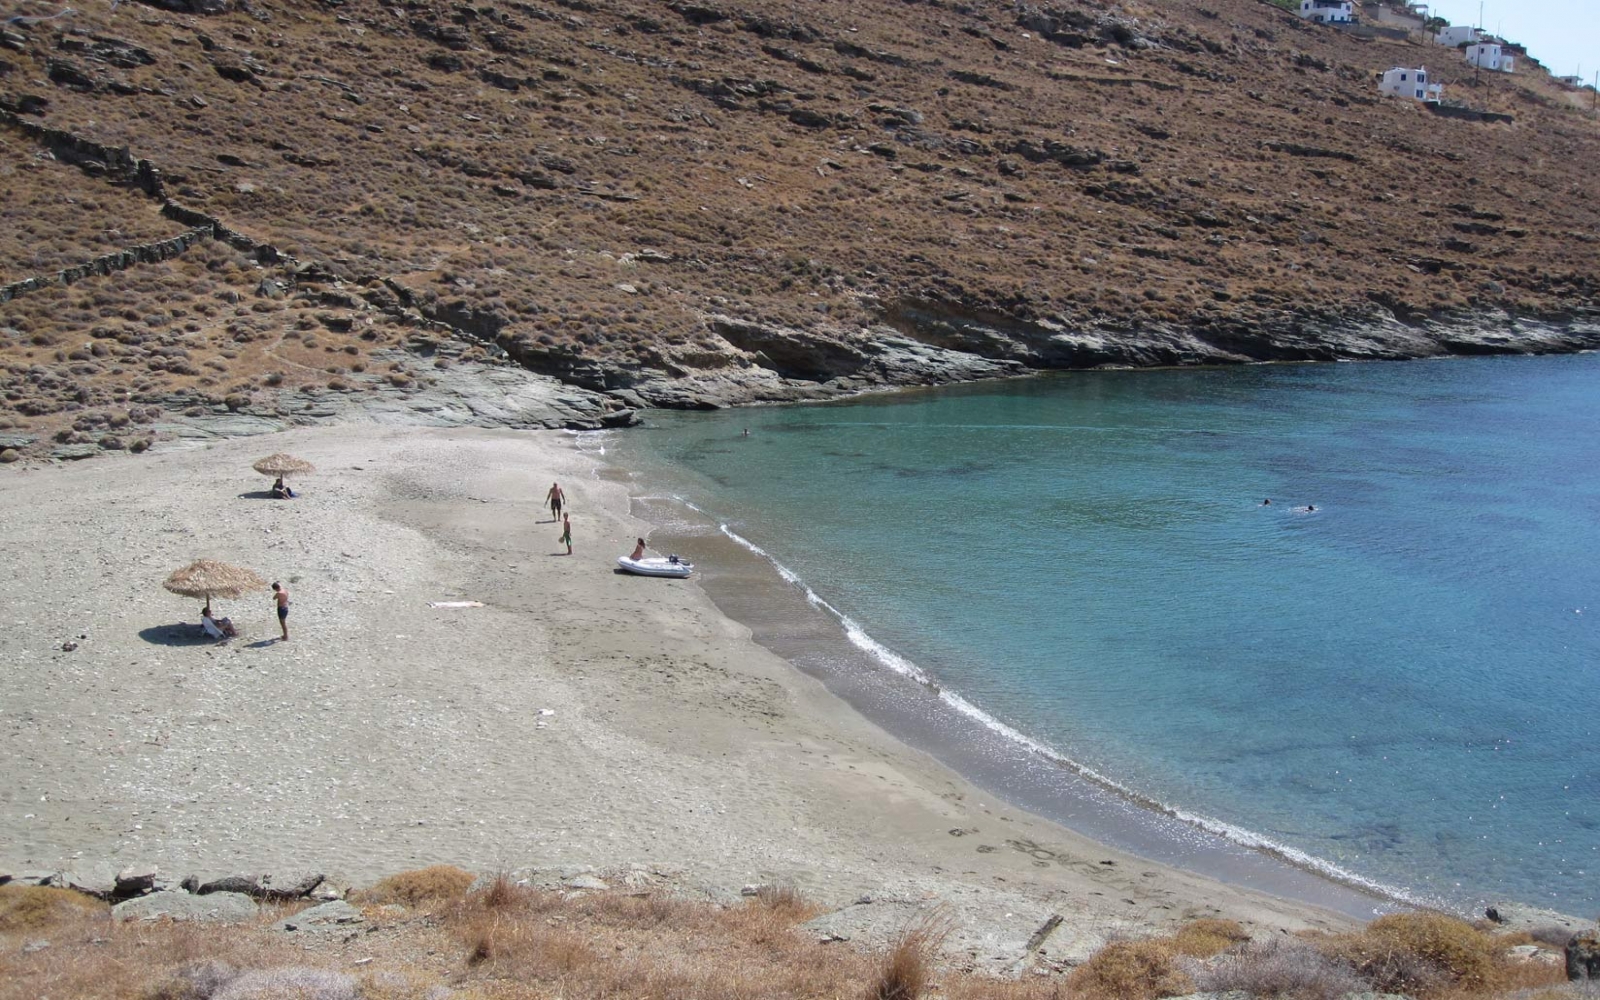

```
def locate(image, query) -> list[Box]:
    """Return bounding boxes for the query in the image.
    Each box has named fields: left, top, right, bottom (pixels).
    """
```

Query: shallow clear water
left=606, top=355, right=1600, bottom=913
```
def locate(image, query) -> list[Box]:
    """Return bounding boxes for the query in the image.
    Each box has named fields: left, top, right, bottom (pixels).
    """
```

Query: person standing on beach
left=271, top=581, right=291, bottom=641
left=559, top=513, right=573, bottom=555
left=545, top=482, right=565, bottom=522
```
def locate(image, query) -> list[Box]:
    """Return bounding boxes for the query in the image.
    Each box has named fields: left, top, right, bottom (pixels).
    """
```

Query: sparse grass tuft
left=754, top=882, right=821, bottom=921
left=867, top=913, right=951, bottom=1000
left=0, top=884, right=107, bottom=931
left=1171, top=917, right=1251, bottom=957
left=357, top=865, right=476, bottom=908
left=1065, top=937, right=1193, bottom=1000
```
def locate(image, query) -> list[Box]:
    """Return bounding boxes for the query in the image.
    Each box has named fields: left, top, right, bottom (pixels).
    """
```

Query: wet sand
left=0, top=425, right=1368, bottom=963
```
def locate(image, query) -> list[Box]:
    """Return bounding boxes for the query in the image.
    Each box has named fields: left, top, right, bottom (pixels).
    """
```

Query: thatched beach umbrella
left=163, top=559, right=267, bottom=616
left=252, top=453, right=315, bottom=479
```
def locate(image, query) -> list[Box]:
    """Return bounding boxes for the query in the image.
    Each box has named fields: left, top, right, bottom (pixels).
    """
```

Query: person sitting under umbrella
left=201, top=607, right=238, bottom=640
left=269, top=476, right=296, bottom=500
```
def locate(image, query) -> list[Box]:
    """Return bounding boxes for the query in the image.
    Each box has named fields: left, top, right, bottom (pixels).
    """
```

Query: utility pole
left=1471, top=2, right=1482, bottom=88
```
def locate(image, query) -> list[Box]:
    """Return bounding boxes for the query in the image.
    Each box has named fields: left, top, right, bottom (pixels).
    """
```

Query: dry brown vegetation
left=0, top=234, right=452, bottom=451
left=357, top=865, right=478, bottom=907
left=2, top=0, right=1599, bottom=443
left=0, top=870, right=1576, bottom=1000
left=0, top=154, right=186, bottom=279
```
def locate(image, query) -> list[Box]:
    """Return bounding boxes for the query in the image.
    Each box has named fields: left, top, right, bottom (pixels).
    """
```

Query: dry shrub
left=7, top=911, right=319, bottom=1000
left=436, top=882, right=859, bottom=1000
left=0, top=884, right=107, bottom=931
left=1171, top=917, right=1251, bottom=957
left=1065, top=937, right=1193, bottom=1000
left=1364, top=912, right=1501, bottom=993
left=1193, top=937, right=1364, bottom=1000
left=461, top=911, right=599, bottom=975
left=475, top=873, right=534, bottom=912
left=358, top=865, right=476, bottom=908
left=867, top=914, right=951, bottom=1000
left=754, top=882, right=823, bottom=922
left=1305, top=910, right=1509, bottom=998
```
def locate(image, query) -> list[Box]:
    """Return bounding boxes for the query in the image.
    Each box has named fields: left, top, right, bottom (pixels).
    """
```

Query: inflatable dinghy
left=617, top=555, right=693, bottom=578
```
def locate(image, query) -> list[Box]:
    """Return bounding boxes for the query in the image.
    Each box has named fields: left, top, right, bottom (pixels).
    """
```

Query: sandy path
left=0, top=425, right=1360, bottom=965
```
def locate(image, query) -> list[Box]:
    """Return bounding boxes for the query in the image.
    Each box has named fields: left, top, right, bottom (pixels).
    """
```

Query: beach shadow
left=245, top=638, right=277, bottom=649
left=237, top=490, right=289, bottom=500
left=138, top=623, right=221, bottom=646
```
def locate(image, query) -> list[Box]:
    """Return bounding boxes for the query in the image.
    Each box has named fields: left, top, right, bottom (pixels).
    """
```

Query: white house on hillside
left=1435, top=25, right=1482, bottom=47
left=1298, top=0, right=1354, bottom=24
left=1379, top=66, right=1444, bottom=102
left=1465, top=42, right=1514, bottom=72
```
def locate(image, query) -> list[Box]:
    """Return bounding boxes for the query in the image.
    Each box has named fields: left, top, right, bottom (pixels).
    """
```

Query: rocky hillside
left=3, top=0, right=1600, bottom=452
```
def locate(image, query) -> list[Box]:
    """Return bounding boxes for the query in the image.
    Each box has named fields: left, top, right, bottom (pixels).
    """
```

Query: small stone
left=272, top=898, right=364, bottom=931
left=309, top=879, right=348, bottom=902
left=0, top=449, right=19, bottom=463
left=1508, top=944, right=1562, bottom=966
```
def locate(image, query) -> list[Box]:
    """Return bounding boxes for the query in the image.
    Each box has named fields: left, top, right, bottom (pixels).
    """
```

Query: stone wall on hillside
left=0, top=224, right=214, bottom=303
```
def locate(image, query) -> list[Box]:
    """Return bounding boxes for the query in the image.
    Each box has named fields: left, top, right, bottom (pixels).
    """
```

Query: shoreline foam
left=625, top=487, right=1412, bottom=922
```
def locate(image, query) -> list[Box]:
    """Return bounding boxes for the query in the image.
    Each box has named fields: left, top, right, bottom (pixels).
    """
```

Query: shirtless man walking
left=271, top=581, right=291, bottom=641
left=545, top=482, right=565, bottom=522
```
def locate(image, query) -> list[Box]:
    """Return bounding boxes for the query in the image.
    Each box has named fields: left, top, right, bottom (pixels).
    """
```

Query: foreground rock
left=270, top=899, right=364, bottom=932
left=1569, top=929, right=1600, bottom=982
left=113, top=890, right=259, bottom=923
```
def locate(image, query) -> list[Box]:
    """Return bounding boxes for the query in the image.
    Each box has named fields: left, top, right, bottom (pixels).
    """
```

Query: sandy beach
left=0, top=425, right=1368, bottom=965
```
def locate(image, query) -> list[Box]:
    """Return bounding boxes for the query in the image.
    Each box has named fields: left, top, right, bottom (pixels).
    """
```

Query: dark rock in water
left=1570, top=930, right=1600, bottom=982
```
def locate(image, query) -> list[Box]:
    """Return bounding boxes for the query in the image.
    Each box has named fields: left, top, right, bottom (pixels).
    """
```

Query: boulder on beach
left=113, top=890, right=259, bottom=923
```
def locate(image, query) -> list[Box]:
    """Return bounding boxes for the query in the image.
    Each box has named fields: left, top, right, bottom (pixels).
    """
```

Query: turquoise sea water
left=604, top=355, right=1599, bottom=913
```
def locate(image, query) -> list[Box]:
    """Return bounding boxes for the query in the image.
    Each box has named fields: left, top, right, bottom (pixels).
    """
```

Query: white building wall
left=1435, top=25, right=1482, bottom=46
left=1465, top=43, right=1514, bottom=72
left=1379, top=66, right=1441, bottom=101
left=1298, top=0, right=1354, bottom=23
